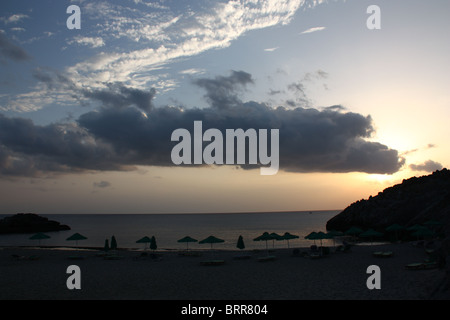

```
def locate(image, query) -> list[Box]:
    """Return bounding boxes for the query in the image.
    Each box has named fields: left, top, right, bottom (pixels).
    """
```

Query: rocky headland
left=0, top=213, right=70, bottom=234
left=326, top=168, right=450, bottom=234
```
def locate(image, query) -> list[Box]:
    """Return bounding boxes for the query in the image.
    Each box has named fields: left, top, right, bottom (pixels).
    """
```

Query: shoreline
left=1, top=241, right=448, bottom=300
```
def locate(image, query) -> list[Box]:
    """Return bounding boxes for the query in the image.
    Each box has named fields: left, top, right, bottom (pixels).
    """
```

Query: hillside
left=326, top=169, right=450, bottom=233
left=0, top=213, right=70, bottom=234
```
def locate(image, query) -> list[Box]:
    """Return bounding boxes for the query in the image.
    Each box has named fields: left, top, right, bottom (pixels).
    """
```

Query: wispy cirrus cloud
left=67, top=36, right=105, bottom=48
left=1, top=0, right=326, bottom=113
left=66, top=0, right=312, bottom=91
left=179, top=68, right=206, bottom=75
left=300, top=26, right=326, bottom=34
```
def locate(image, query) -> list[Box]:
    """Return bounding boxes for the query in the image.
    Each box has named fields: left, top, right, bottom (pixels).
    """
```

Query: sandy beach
left=0, top=242, right=447, bottom=300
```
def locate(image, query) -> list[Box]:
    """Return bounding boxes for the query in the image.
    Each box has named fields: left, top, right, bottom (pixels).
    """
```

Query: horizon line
left=1, top=209, right=343, bottom=216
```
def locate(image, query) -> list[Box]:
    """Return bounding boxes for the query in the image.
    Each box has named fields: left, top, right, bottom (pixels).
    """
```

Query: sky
left=0, top=0, right=449, bottom=214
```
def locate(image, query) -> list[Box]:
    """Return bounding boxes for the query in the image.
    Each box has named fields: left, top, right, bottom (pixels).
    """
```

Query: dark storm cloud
left=81, top=83, right=156, bottom=113
left=78, top=97, right=404, bottom=174
left=0, top=71, right=405, bottom=176
left=193, top=70, right=254, bottom=109
left=409, top=160, right=443, bottom=173
left=0, top=114, right=133, bottom=176
left=0, top=32, right=31, bottom=62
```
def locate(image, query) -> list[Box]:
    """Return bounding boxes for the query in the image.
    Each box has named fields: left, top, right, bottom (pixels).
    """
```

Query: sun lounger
left=336, top=244, right=352, bottom=253
left=309, top=252, right=321, bottom=259
left=308, top=245, right=323, bottom=259
left=68, top=255, right=85, bottom=260
left=95, top=252, right=108, bottom=257
left=200, top=260, right=225, bottom=266
left=405, top=261, right=438, bottom=270
left=373, top=251, right=393, bottom=258
left=233, top=254, right=252, bottom=260
left=178, top=251, right=202, bottom=257
left=103, top=253, right=124, bottom=260
left=257, top=255, right=276, bottom=262
left=11, top=254, right=40, bottom=261
left=11, top=254, right=26, bottom=260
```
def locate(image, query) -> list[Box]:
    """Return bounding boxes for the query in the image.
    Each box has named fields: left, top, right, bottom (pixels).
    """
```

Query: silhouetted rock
left=0, top=213, right=70, bottom=234
left=326, top=169, right=450, bottom=234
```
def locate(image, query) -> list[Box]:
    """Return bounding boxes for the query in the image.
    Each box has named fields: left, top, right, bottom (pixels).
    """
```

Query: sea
left=0, top=210, right=340, bottom=251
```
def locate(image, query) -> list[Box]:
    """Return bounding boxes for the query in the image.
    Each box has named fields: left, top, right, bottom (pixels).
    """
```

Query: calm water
left=0, top=211, right=340, bottom=250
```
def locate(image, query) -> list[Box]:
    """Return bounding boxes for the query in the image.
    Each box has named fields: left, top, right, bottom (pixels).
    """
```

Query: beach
left=0, top=242, right=447, bottom=300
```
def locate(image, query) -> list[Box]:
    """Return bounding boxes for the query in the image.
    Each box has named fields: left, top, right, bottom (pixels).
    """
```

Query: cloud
left=401, top=143, right=438, bottom=156
left=193, top=70, right=254, bottom=109
left=179, top=68, right=205, bottom=75
left=0, top=71, right=405, bottom=177
left=264, top=47, right=279, bottom=52
left=283, top=69, right=330, bottom=107
left=1, top=14, right=29, bottom=24
left=0, top=0, right=326, bottom=113
left=68, top=36, right=105, bottom=48
left=0, top=114, right=132, bottom=176
left=65, top=0, right=310, bottom=91
left=322, top=105, right=346, bottom=112
left=0, top=32, right=31, bottom=62
left=409, top=160, right=443, bottom=173
left=93, top=181, right=111, bottom=188
left=81, top=83, right=156, bottom=113
left=268, top=89, right=283, bottom=96
left=75, top=91, right=405, bottom=175
left=10, top=27, right=26, bottom=32
left=300, top=26, right=326, bottom=34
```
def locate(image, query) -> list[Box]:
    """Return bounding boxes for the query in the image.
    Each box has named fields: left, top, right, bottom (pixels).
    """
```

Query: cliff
left=0, top=213, right=71, bottom=234
left=326, top=169, right=450, bottom=233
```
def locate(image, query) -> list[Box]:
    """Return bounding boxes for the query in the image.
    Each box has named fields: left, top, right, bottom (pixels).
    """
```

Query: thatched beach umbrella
left=385, top=224, right=405, bottom=242
left=345, top=227, right=364, bottom=236
left=315, top=231, right=330, bottom=247
left=327, top=230, right=343, bottom=247
left=411, top=227, right=435, bottom=240
left=269, top=232, right=283, bottom=248
left=424, top=220, right=442, bottom=227
left=199, top=235, right=225, bottom=250
left=386, top=224, right=405, bottom=232
left=327, top=230, right=344, bottom=237
left=178, top=236, right=198, bottom=251
left=66, top=232, right=88, bottom=246
left=360, top=229, right=383, bottom=238
left=407, top=224, right=423, bottom=232
left=136, top=236, right=152, bottom=250
left=359, top=229, right=383, bottom=244
left=29, top=232, right=50, bottom=246
left=305, top=231, right=319, bottom=245
left=281, top=232, right=299, bottom=248
left=254, top=232, right=275, bottom=251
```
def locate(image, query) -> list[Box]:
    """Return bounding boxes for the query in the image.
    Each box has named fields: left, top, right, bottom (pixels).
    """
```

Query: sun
left=368, top=174, right=393, bottom=184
